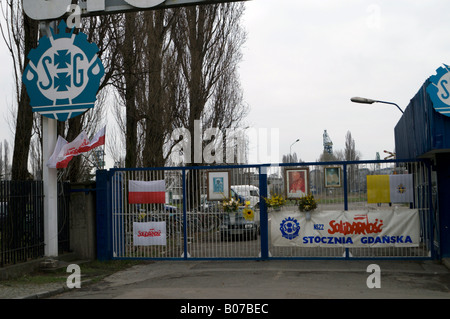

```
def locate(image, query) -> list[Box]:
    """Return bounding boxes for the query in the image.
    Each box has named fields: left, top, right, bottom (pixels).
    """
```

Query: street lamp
left=351, top=97, right=404, bottom=114
left=290, top=138, right=300, bottom=162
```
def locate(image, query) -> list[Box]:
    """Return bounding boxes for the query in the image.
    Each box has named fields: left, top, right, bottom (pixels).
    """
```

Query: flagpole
left=40, top=21, right=58, bottom=258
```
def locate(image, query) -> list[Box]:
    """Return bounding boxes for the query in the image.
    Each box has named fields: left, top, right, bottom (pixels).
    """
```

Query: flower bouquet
left=222, top=197, right=240, bottom=212
left=298, top=193, right=317, bottom=212
left=264, top=194, right=286, bottom=211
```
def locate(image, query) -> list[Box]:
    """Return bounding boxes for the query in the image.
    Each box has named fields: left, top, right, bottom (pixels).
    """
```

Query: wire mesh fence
left=0, top=181, right=70, bottom=267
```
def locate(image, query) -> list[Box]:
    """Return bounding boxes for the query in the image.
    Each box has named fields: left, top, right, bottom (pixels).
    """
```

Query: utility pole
left=39, top=21, right=59, bottom=258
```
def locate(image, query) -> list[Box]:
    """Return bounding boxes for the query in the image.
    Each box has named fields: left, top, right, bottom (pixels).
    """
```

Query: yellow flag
left=367, top=175, right=390, bottom=203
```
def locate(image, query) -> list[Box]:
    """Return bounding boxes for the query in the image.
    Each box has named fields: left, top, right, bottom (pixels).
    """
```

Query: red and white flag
left=47, top=126, right=106, bottom=169
left=128, top=180, right=166, bottom=204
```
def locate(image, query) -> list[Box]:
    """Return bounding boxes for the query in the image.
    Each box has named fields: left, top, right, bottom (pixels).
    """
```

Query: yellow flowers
left=264, top=194, right=286, bottom=209
left=243, top=207, right=254, bottom=221
left=222, top=198, right=240, bottom=212
left=138, top=210, right=147, bottom=220
left=298, top=193, right=317, bottom=212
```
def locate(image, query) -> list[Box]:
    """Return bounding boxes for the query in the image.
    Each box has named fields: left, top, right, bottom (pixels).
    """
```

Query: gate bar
left=259, top=166, right=269, bottom=260
left=182, top=168, right=188, bottom=259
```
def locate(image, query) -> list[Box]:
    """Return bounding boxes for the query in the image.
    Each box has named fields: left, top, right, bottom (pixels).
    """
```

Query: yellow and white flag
left=367, top=174, right=413, bottom=204
left=389, top=174, right=414, bottom=203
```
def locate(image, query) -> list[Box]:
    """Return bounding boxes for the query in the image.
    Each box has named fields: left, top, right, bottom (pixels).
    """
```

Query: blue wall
left=395, top=79, right=450, bottom=159
left=435, top=153, right=450, bottom=258
left=395, top=79, right=450, bottom=258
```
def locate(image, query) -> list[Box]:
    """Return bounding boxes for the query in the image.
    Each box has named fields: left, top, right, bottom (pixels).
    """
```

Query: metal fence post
left=343, top=162, right=348, bottom=211
left=182, top=168, right=188, bottom=259
left=426, top=160, right=437, bottom=259
left=96, top=169, right=112, bottom=261
left=259, top=165, right=269, bottom=260
left=343, top=163, right=350, bottom=259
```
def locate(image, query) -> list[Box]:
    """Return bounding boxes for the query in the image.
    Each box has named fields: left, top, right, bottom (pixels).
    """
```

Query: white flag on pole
left=389, top=174, right=414, bottom=203
left=47, top=126, right=106, bottom=168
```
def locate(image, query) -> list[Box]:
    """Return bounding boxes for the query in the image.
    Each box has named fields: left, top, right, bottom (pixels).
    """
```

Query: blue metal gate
left=96, top=159, right=437, bottom=261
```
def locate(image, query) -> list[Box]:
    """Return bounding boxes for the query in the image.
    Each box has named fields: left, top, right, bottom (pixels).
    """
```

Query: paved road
left=52, top=259, right=450, bottom=300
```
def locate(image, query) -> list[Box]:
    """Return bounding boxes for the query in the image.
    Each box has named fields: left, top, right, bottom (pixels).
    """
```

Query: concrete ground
left=48, top=259, right=450, bottom=300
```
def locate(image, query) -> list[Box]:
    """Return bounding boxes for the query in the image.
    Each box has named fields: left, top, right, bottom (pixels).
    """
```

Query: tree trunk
left=11, top=15, right=38, bottom=180
left=124, top=13, right=139, bottom=168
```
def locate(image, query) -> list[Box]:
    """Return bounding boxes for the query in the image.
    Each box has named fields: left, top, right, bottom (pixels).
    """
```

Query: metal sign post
left=39, top=21, right=59, bottom=257
left=43, top=117, right=58, bottom=257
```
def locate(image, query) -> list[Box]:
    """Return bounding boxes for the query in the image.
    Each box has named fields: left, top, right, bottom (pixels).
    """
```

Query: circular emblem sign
left=280, top=217, right=300, bottom=240
left=23, top=20, right=104, bottom=121
left=426, top=64, right=450, bottom=117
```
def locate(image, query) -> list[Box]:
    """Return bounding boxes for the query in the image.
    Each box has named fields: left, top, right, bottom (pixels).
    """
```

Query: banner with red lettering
left=270, top=208, right=419, bottom=248
left=133, top=222, right=167, bottom=246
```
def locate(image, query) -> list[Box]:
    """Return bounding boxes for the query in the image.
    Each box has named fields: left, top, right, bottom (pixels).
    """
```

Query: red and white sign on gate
left=133, top=222, right=167, bottom=246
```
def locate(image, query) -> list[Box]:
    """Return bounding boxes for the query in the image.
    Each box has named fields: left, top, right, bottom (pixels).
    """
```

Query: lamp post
left=351, top=97, right=404, bottom=114
left=290, top=138, right=300, bottom=162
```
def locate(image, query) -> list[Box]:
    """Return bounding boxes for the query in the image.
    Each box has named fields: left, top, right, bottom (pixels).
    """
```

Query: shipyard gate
left=96, top=159, right=438, bottom=261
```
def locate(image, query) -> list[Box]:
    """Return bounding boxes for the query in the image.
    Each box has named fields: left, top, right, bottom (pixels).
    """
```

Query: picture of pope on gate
left=285, top=168, right=309, bottom=199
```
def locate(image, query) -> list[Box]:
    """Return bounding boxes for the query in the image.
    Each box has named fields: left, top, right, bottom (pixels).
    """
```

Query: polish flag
left=128, top=180, right=166, bottom=204
left=47, top=126, right=106, bottom=169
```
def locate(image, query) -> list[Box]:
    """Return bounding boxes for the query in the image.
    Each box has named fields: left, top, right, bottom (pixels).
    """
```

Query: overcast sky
left=241, top=0, right=450, bottom=163
left=1, top=0, right=449, bottom=168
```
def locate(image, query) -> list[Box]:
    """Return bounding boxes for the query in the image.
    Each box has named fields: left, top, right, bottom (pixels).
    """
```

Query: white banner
left=47, top=126, right=106, bottom=168
left=270, top=208, right=420, bottom=248
left=133, top=222, right=167, bottom=246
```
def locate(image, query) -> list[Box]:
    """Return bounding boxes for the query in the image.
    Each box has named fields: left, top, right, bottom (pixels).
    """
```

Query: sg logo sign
left=23, top=0, right=165, bottom=20
left=427, top=64, right=450, bottom=117
left=22, top=20, right=104, bottom=121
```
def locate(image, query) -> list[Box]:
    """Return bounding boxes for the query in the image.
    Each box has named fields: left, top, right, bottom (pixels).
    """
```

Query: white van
left=230, top=185, right=260, bottom=208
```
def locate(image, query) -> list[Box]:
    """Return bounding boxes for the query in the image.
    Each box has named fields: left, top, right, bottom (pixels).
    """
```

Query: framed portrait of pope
left=285, top=168, right=309, bottom=199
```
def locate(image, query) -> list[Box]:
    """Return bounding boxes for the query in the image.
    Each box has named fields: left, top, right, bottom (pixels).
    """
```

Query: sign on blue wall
left=23, top=20, right=104, bottom=121
left=426, top=64, right=450, bottom=117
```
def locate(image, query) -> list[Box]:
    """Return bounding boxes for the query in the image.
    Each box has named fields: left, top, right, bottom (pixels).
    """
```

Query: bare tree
left=29, top=113, right=42, bottom=180
left=0, top=1, right=38, bottom=180
left=139, top=10, right=177, bottom=167
left=109, top=12, right=144, bottom=168
left=3, top=140, right=10, bottom=180
left=317, top=150, right=338, bottom=162
left=168, top=3, right=247, bottom=209
left=344, top=130, right=361, bottom=188
left=109, top=4, right=248, bottom=171
left=344, top=130, right=360, bottom=162
left=171, top=4, right=247, bottom=163
left=282, top=152, right=301, bottom=164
